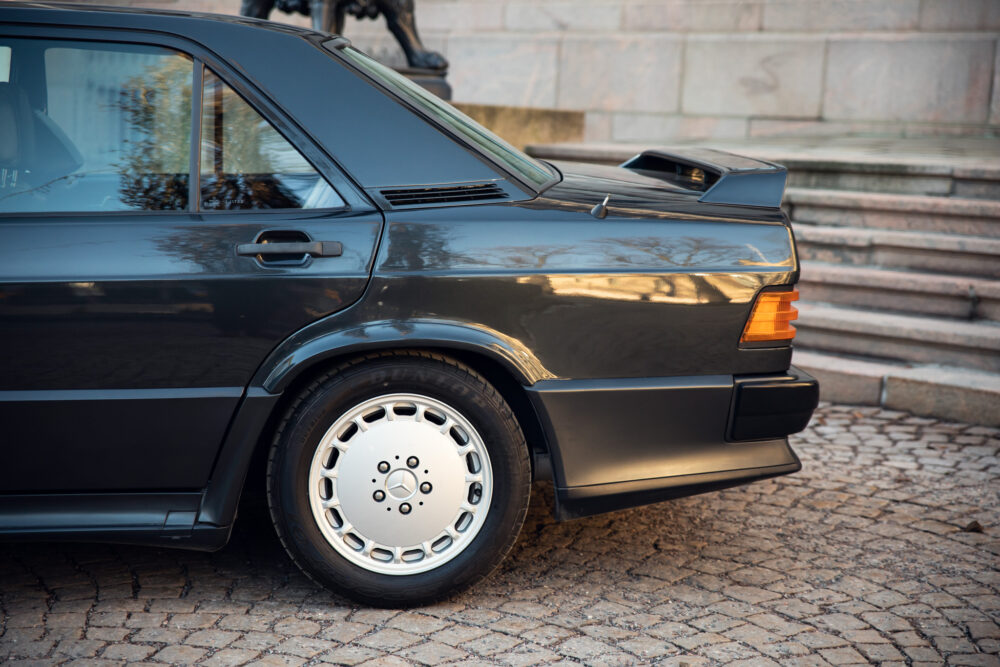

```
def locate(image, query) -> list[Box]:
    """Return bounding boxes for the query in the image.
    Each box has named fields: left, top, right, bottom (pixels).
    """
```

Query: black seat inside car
left=0, top=79, right=88, bottom=208
left=0, top=82, right=36, bottom=184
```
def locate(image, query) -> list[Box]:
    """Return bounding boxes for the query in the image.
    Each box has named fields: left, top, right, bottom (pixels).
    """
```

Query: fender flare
left=254, top=318, right=555, bottom=393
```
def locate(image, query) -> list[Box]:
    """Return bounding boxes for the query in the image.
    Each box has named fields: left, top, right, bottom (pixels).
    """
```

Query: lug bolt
left=377, top=461, right=390, bottom=473
left=373, top=490, right=385, bottom=502
left=420, top=482, right=432, bottom=494
left=399, top=503, right=412, bottom=515
left=406, top=456, right=419, bottom=468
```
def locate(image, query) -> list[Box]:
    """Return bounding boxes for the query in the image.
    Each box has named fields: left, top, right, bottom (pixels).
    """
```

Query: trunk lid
left=541, top=148, right=788, bottom=218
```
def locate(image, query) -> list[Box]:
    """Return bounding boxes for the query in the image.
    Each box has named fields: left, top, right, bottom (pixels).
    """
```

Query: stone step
left=782, top=162, right=1000, bottom=200
left=798, top=263, right=1000, bottom=321
left=795, top=303, right=1000, bottom=373
left=525, top=142, right=1000, bottom=199
left=793, top=225, right=1000, bottom=279
left=785, top=188, right=1000, bottom=237
left=792, top=350, right=1000, bottom=428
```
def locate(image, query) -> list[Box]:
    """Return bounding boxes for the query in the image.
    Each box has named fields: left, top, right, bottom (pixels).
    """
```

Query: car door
left=0, top=30, right=383, bottom=493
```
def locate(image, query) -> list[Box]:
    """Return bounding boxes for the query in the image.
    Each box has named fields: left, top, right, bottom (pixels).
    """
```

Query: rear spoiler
left=620, top=148, right=787, bottom=208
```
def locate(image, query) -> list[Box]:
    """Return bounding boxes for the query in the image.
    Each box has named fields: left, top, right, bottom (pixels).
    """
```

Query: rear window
left=332, top=43, right=557, bottom=193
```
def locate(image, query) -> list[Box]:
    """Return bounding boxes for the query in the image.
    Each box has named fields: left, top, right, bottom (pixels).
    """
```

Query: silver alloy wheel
left=307, top=393, right=494, bottom=575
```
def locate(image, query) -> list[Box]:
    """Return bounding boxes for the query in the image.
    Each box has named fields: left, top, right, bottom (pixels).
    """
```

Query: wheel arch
left=201, top=335, right=554, bottom=531
left=265, top=344, right=552, bottom=473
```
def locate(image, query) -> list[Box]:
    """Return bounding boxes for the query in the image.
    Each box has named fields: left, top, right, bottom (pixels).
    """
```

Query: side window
left=200, top=69, right=343, bottom=210
left=0, top=38, right=192, bottom=213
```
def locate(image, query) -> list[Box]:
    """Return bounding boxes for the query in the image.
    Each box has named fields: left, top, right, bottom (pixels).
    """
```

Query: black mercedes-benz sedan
left=0, top=2, right=818, bottom=606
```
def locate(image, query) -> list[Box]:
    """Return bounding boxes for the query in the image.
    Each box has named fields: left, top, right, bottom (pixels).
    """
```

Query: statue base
left=395, top=67, right=452, bottom=100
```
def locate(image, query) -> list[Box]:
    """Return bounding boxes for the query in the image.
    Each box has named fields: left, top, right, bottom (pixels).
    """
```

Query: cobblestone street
left=1, top=404, right=998, bottom=666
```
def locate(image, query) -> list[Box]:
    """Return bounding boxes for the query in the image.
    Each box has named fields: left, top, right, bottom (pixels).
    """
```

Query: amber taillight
left=741, top=289, right=799, bottom=343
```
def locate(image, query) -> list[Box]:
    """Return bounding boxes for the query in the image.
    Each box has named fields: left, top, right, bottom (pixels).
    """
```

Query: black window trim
left=0, top=24, right=372, bottom=218
left=188, top=59, right=203, bottom=211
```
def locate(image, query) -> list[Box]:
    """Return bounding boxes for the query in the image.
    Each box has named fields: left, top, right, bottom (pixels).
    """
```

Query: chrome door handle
left=236, top=241, right=343, bottom=257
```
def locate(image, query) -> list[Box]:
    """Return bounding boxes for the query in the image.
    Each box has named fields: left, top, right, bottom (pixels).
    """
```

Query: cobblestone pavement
left=2, top=404, right=999, bottom=666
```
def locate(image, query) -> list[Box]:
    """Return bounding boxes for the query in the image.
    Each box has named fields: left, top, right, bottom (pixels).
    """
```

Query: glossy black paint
left=0, top=3, right=815, bottom=548
left=259, top=172, right=798, bottom=391
left=0, top=211, right=382, bottom=391
left=0, top=389, right=239, bottom=492
left=0, top=207, right=383, bottom=491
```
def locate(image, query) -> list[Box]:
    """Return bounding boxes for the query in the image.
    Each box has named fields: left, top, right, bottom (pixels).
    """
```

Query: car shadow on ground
left=220, top=479, right=712, bottom=609
left=0, top=478, right=714, bottom=611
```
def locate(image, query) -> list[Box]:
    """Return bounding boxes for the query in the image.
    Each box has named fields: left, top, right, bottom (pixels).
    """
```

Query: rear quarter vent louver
left=379, top=182, right=508, bottom=207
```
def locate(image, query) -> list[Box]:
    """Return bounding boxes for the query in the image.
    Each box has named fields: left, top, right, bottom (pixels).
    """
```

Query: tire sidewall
left=271, top=357, right=529, bottom=605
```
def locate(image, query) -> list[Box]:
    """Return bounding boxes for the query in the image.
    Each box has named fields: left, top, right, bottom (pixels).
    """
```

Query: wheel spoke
left=308, top=392, right=495, bottom=576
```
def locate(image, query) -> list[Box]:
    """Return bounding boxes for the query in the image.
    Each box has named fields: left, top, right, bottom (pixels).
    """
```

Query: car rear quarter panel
left=247, top=197, right=801, bottom=510
left=368, top=201, right=797, bottom=380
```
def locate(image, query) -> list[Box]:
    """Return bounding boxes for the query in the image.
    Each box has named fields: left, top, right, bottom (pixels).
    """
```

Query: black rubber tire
left=266, top=351, right=531, bottom=607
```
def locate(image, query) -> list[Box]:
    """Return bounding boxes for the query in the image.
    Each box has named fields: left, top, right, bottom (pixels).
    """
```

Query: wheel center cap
left=385, top=469, right=418, bottom=500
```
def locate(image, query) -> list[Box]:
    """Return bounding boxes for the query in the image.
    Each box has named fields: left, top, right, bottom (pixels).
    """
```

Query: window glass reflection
left=199, top=69, right=343, bottom=210
left=0, top=38, right=192, bottom=213
left=0, top=47, right=10, bottom=82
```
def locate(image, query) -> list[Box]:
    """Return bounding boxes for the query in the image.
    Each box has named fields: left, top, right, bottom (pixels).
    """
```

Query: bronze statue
left=240, top=0, right=447, bottom=71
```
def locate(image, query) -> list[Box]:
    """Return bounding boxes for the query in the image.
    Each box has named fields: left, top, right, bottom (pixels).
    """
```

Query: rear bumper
left=527, top=367, right=818, bottom=520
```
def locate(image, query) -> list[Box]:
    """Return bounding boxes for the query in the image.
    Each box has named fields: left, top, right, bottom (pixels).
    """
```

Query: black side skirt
left=0, top=492, right=230, bottom=551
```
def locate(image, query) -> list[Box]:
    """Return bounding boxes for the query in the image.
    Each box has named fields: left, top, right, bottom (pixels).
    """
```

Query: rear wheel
left=267, top=351, right=531, bottom=606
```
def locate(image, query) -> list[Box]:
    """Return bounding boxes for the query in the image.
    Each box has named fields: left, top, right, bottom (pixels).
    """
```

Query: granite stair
left=797, top=264, right=1000, bottom=320
left=780, top=168, right=1000, bottom=427
left=795, top=303, right=1000, bottom=373
left=793, top=225, right=1000, bottom=278
left=785, top=188, right=1000, bottom=237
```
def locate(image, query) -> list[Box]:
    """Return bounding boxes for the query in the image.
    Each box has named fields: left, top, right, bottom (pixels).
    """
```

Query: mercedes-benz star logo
left=385, top=469, right=417, bottom=500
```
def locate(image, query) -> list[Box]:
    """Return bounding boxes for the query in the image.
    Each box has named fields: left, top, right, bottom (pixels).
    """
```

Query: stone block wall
left=340, top=0, right=1000, bottom=142
left=61, top=0, right=1000, bottom=142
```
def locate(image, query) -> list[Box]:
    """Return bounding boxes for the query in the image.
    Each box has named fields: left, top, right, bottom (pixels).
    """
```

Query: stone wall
left=63, top=0, right=1000, bottom=142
